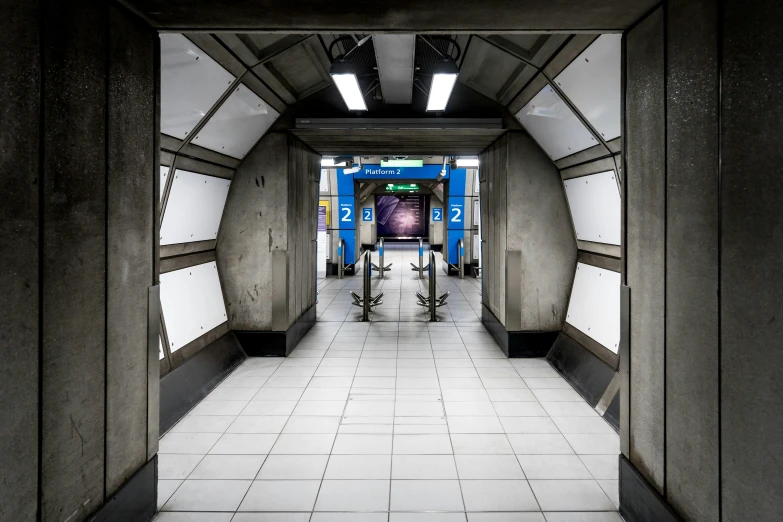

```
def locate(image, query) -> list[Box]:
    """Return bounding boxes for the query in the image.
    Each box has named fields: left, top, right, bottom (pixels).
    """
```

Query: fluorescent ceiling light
left=426, top=62, right=459, bottom=112
left=380, top=159, right=423, bottom=167
left=456, top=158, right=479, bottom=167
left=330, top=62, right=367, bottom=111
left=321, top=158, right=336, bottom=166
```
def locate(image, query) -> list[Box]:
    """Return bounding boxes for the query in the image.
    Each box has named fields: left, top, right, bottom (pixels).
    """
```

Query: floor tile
left=188, top=454, right=266, bottom=479
left=507, top=434, right=574, bottom=454
left=226, top=416, right=288, bottom=434
left=159, top=433, right=221, bottom=454
left=332, top=434, right=393, bottom=454
left=390, top=480, right=464, bottom=511
left=562, top=434, right=619, bottom=454
left=314, top=480, right=390, bottom=511
left=393, top=434, right=453, bottom=454
left=271, top=433, right=336, bottom=454
left=292, top=400, right=346, bottom=416
left=499, top=417, right=560, bottom=434
left=447, top=416, right=504, bottom=434
left=157, top=480, right=182, bottom=509
left=392, top=455, right=459, bottom=479
left=455, top=454, right=525, bottom=479
left=282, top=416, right=341, bottom=434
left=154, top=512, right=233, bottom=521
left=209, top=434, right=278, bottom=455
left=391, top=514, right=467, bottom=522
left=467, top=513, right=544, bottom=521
left=232, top=514, right=311, bottom=522
left=517, top=455, right=593, bottom=479
left=325, top=454, right=392, bottom=479
left=451, top=434, right=514, bottom=454
left=312, top=514, right=388, bottom=522
left=579, top=454, right=619, bottom=480
left=238, top=480, right=321, bottom=512
left=169, top=415, right=235, bottom=433
left=163, top=479, right=251, bottom=511
left=460, top=480, right=540, bottom=511
left=158, top=454, right=205, bottom=480
left=542, top=513, right=622, bottom=522
left=529, top=480, right=615, bottom=511
left=256, top=454, right=329, bottom=479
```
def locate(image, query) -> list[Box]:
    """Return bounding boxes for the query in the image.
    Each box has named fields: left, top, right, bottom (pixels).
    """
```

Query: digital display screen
left=376, top=195, right=428, bottom=237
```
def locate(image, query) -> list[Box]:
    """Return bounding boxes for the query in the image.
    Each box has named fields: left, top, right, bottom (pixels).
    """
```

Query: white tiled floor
left=156, top=243, right=620, bottom=522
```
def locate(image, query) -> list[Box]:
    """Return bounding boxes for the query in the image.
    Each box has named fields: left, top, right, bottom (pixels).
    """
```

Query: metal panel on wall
left=555, top=34, right=622, bottom=141
left=160, top=170, right=231, bottom=245
left=516, top=85, right=598, bottom=161
left=193, top=84, right=279, bottom=160
left=160, top=261, right=228, bottom=352
left=160, top=34, right=234, bottom=140
left=566, top=262, right=621, bottom=353
left=563, top=170, right=621, bottom=245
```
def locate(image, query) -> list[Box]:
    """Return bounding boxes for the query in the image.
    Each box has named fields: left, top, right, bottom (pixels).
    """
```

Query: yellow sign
left=319, top=200, right=330, bottom=226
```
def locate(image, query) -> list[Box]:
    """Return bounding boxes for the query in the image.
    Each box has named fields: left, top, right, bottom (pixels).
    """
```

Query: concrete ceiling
left=124, top=0, right=657, bottom=31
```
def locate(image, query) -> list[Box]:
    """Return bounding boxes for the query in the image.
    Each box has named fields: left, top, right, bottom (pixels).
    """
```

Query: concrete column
left=479, top=131, right=577, bottom=355
left=623, top=1, right=783, bottom=520
left=217, top=132, right=320, bottom=355
left=0, top=2, right=159, bottom=520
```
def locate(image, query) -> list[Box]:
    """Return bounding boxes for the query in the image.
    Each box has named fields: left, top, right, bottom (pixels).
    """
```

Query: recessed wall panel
left=193, top=84, right=279, bottom=159
left=516, top=84, right=598, bottom=160
left=563, top=170, right=621, bottom=245
left=555, top=34, right=622, bottom=141
left=160, top=261, right=227, bottom=352
left=566, top=262, right=621, bottom=353
left=160, top=170, right=230, bottom=245
left=160, top=34, right=234, bottom=140
left=160, top=166, right=169, bottom=200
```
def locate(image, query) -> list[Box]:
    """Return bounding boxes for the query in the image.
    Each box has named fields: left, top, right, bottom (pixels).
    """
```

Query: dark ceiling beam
left=478, top=35, right=534, bottom=65
left=261, top=61, right=299, bottom=100
left=250, top=34, right=314, bottom=68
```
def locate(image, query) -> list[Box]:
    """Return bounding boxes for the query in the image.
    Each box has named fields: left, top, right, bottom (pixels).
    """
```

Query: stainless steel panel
left=505, top=250, right=522, bottom=331
left=272, top=250, right=288, bottom=331
left=620, top=284, right=630, bottom=458
left=147, top=285, right=161, bottom=459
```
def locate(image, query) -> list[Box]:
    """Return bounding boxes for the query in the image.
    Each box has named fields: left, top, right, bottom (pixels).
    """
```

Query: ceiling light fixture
left=330, top=61, right=368, bottom=111
left=426, top=61, right=459, bottom=112
left=456, top=158, right=479, bottom=167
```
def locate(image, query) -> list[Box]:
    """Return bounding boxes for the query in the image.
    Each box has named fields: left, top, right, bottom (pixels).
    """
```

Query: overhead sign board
left=352, top=164, right=450, bottom=180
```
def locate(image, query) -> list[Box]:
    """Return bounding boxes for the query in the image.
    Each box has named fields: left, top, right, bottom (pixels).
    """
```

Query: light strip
left=456, top=158, right=479, bottom=167
left=331, top=73, right=368, bottom=111
left=426, top=73, right=458, bottom=112
left=380, top=159, right=423, bottom=167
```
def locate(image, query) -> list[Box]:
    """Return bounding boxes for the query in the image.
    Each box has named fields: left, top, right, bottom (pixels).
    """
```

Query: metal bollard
left=429, top=250, right=437, bottom=322
left=419, top=238, right=424, bottom=279
left=338, top=238, right=345, bottom=279
left=458, top=238, right=465, bottom=279
left=378, top=237, right=385, bottom=279
left=363, top=251, right=371, bottom=321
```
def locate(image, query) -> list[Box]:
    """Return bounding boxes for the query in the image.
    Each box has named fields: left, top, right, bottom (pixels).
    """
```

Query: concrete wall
left=217, top=132, right=319, bottom=331
left=480, top=131, right=576, bottom=330
left=0, top=2, right=158, bottom=520
left=623, top=1, right=783, bottom=520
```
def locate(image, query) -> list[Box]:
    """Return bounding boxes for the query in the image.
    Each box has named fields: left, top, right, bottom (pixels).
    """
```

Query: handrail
left=363, top=250, right=371, bottom=320
left=378, top=237, right=384, bottom=280
left=458, top=238, right=465, bottom=279
left=429, top=250, right=437, bottom=321
left=338, top=238, right=345, bottom=279
left=410, top=238, right=428, bottom=278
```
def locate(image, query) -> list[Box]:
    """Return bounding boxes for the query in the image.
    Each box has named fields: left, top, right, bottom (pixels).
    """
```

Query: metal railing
left=416, top=250, right=449, bottom=321
left=351, top=250, right=383, bottom=321
left=338, top=238, right=345, bottom=279
left=410, top=238, right=429, bottom=279
left=371, top=237, right=392, bottom=279
left=458, top=238, right=465, bottom=279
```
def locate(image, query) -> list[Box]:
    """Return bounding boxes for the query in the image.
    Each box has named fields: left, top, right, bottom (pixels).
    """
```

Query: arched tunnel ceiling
left=123, top=0, right=658, bottom=32
left=183, top=31, right=599, bottom=155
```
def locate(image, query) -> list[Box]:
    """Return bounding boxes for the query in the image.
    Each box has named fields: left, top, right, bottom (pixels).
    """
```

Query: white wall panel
left=555, top=34, right=622, bottom=141
left=160, top=261, right=228, bottom=352
left=193, top=84, right=279, bottom=159
left=160, top=166, right=170, bottom=200
left=563, top=170, right=621, bottom=245
left=516, top=85, right=598, bottom=160
left=566, top=262, right=621, bottom=353
left=160, top=170, right=231, bottom=245
left=160, top=34, right=235, bottom=140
